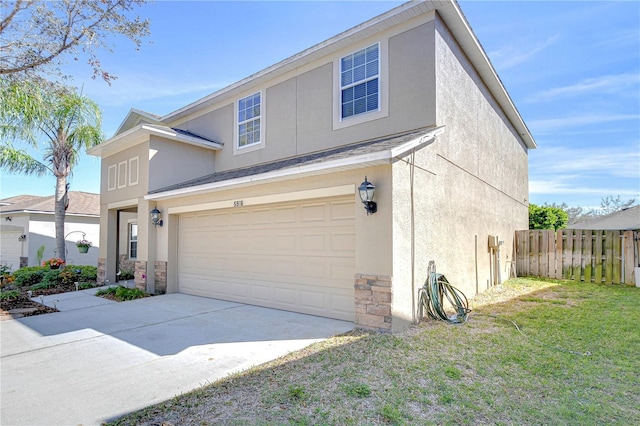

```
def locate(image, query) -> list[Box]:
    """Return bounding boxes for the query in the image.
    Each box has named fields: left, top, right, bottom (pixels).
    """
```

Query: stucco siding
left=420, top=15, right=528, bottom=298
left=100, top=142, right=149, bottom=204
left=163, top=17, right=437, bottom=176
left=148, top=136, right=216, bottom=192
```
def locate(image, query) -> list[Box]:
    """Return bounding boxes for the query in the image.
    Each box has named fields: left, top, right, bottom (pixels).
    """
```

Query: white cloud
left=527, top=72, right=640, bottom=103
left=529, top=179, right=639, bottom=197
left=69, top=69, right=233, bottom=108
left=529, top=114, right=640, bottom=133
left=489, top=35, right=559, bottom=70
left=530, top=145, right=640, bottom=179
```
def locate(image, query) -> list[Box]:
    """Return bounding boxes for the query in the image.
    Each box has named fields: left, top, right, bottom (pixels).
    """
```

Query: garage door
left=178, top=196, right=355, bottom=320
left=0, top=231, right=22, bottom=271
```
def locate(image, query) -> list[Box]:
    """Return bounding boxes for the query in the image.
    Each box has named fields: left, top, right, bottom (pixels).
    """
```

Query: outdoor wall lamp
left=5, top=216, right=12, bottom=221
left=358, top=177, right=377, bottom=215
left=18, top=234, right=26, bottom=241
left=150, top=207, right=163, bottom=227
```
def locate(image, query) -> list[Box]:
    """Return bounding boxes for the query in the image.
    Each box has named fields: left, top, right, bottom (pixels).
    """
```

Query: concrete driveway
left=0, top=288, right=353, bottom=425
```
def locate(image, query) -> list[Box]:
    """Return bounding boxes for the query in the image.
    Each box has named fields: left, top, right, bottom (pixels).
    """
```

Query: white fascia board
left=87, top=124, right=222, bottom=158
left=8, top=210, right=99, bottom=218
left=145, top=128, right=443, bottom=201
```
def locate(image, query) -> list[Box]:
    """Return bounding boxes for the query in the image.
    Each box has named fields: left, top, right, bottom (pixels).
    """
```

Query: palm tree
left=0, top=79, right=103, bottom=261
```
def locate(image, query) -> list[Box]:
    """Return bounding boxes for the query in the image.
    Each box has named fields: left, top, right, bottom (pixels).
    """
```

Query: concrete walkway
left=1, top=288, right=353, bottom=426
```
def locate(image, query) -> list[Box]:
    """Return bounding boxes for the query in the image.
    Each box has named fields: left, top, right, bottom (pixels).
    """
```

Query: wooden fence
left=515, top=229, right=639, bottom=284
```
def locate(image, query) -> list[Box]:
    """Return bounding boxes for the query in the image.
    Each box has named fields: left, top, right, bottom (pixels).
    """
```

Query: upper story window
left=333, top=40, right=388, bottom=130
left=237, top=92, right=261, bottom=149
left=340, top=44, right=379, bottom=119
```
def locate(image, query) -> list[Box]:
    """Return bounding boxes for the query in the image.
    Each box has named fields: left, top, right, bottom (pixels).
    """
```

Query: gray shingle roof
left=0, top=192, right=100, bottom=216
left=149, top=127, right=434, bottom=195
left=567, top=205, right=640, bottom=231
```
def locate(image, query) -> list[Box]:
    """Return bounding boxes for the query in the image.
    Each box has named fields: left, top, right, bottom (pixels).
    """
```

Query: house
left=88, top=0, right=536, bottom=332
left=0, top=192, right=100, bottom=270
left=566, top=206, right=640, bottom=231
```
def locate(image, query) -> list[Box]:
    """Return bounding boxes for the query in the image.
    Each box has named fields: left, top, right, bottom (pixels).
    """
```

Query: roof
left=88, top=124, right=223, bottom=157
left=566, top=206, right=640, bottom=231
left=0, top=192, right=100, bottom=216
left=146, top=126, right=444, bottom=200
left=113, top=1, right=535, bottom=149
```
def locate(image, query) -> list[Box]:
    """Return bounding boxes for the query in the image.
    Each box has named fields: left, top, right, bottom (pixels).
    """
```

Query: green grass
left=108, top=278, right=640, bottom=425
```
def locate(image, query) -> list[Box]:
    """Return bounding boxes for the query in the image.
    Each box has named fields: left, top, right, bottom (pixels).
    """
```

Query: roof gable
left=0, top=192, right=100, bottom=216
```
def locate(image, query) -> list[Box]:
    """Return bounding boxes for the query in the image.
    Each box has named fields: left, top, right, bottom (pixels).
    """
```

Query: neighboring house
left=88, top=1, right=536, bottom=332
left=566, top=206, right=640, bottom=231
left=0, top=192, right=100, bottom=270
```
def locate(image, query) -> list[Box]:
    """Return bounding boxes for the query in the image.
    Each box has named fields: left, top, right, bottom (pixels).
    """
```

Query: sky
left=1, top=0, right=639, bottom=210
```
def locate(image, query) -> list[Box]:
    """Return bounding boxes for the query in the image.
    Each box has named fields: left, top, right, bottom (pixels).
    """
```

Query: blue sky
left=1, top=0, right=639, bottom=210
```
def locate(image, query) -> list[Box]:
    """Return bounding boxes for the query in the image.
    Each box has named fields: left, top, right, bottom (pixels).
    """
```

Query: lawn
left=110, top=278, right=640, bottom=425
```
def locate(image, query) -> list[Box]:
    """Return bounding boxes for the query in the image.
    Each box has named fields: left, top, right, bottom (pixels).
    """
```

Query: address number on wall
left=233, top=200, right=244, bottom=207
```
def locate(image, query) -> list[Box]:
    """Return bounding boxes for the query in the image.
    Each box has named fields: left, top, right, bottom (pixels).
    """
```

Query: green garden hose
left=418, top=269, right=471, bottom=324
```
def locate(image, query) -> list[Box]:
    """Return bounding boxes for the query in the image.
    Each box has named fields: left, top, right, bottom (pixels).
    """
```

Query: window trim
left=333, top=40, right=389, bottom=130
left=128, top=221, right=138, bottom=260
left=234, top=90, right=265, bottom=155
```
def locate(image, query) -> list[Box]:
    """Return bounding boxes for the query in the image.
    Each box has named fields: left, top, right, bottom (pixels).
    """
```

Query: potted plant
left=43, top=258, right=65, bottom=269
left=76, top=239, right=92, bottom=254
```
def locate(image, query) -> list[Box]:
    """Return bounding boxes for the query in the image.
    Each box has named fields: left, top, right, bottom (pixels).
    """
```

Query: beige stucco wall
left=169, top=16, right=437, bottom=176
left=148, top=136, right=216, bottom=192
left=403, top=15, right=529, bottom=300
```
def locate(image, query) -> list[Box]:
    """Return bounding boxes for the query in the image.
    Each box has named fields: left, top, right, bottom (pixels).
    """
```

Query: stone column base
left=354, top=274, right=392, bottom=332
left=154, top=261, right=167, bottom=294
left=134, top=261, right=147, bottom=291
left=19, top=257, right=28, bottom=268
left=97, top=258, right=106, bottom=285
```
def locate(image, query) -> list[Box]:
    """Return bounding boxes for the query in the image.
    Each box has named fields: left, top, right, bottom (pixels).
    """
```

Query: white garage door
left=178, top=196, right=355, bottom=320
left=0, top=231, right=22, bottom=271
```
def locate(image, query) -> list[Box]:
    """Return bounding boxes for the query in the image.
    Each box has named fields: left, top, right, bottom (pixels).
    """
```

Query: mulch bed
left=0, top=282, right=94, bottom=321
left=1, top=293, right=59, bottom=321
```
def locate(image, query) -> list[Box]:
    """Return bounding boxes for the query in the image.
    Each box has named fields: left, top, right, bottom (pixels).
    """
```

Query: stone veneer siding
left=134, top=260, right=147, bottom=291
left=19, top=257, right=28, bottom=268
left=354, top=274, right=392, bottom=332
left=154, top=261, right=167, bottom=294
left=117, top=254, right=136, bottom=278
left=97, top=257, right=106, bottom=284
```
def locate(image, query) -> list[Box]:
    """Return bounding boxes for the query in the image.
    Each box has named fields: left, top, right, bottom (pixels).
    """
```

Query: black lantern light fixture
left=358, top=177, right=377, bottom=215
left=150, top=207, right=163, bottom=227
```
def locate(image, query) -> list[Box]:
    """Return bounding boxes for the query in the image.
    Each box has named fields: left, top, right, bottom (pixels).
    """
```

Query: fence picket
left=573, top=230, right=583, bottom=281
left=583, top=230, right=593, bottom=283
left=514, top=229, right=638, bottom=285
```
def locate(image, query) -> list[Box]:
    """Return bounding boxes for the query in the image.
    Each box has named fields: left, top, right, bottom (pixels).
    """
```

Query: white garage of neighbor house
left=88, top=1, right=536, bottom=332
left=0, top=192, right=100, bottom=270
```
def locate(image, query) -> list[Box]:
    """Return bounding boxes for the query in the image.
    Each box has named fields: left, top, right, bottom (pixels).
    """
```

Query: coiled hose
left=418, top=266, right=471, bottom=324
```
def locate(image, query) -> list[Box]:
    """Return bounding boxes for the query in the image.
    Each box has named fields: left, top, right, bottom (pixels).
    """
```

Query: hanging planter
left=76, top=239, right=92, bottom=254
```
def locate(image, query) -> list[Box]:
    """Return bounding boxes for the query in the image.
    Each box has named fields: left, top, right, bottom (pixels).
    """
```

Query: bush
left=0, top=290, right=20, bottom=301
left=95, top=285, right=149, bottom=301
left=118, top=269, right=134, bottom=280
left=12, top=266, right=46, bottom=287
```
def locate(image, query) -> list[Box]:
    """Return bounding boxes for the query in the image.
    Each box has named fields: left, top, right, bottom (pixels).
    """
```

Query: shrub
left=0, top=290, right=20, bottom=301
left=96, top=285, right=149, bottom=301
left=118, top=269, right=134, bottom=280
left=40, top=269, right=61, bottom=287
left=78, top=282, right=95, bottom=290
left=13, top=266, right=46, bottom=287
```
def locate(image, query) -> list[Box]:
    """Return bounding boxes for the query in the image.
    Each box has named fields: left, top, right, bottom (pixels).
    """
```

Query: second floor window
left=238, top=92, right=261, bottom=148
left=340, top=43, right=379, bottom=119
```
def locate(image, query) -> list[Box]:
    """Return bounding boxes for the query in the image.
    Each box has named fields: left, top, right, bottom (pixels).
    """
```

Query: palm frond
left=0, top=144, right=50, bottom=176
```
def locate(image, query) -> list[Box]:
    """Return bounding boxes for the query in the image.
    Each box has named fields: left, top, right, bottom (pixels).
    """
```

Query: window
left=340, top=44, right=379, bottom=119
left=129, top=222, right=138, bottom=259
left=237, top=92, right=261, bottom=149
